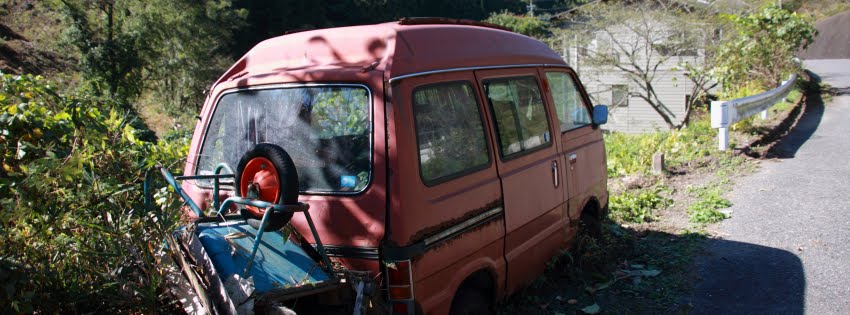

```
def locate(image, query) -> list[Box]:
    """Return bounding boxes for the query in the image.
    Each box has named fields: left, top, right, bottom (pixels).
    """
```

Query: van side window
left=413, top=82, right=490, bottom=185
left=545, top=72, right=592, bottom=132
left=483, top=76, right=551, bottom=157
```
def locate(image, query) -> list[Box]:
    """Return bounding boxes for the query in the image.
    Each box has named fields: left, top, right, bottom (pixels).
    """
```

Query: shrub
left=0, top=73, right=187, bottom=313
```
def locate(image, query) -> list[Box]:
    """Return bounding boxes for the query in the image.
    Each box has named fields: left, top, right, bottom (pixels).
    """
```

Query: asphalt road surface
left=686, top=59, right=850, bottom=314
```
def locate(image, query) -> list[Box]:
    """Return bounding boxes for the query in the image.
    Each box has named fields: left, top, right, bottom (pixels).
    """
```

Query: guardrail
left=710, top=74, right=798, bottom=150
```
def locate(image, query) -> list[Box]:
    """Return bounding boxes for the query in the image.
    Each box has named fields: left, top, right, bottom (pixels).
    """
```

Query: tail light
left=386, top=260, right=414, bottom=315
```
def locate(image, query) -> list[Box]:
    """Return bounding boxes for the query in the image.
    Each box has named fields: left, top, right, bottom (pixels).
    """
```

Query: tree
left=712, top=5, right=816, bottom=94
left=558, top=1, right=721, bottom=129
left=59, top=0, right=145, bottom=106
left=484, top=10, right=550, bottom=38
left=58, top=0, right=246, bottom=117
left=229, top=0, right=527, bottom=55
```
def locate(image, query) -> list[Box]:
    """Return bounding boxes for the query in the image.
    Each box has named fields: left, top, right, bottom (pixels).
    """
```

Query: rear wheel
left=235, top=143, right=299, bottom=231
left=449, top=288, right=492, bottom=315
left=573, top=205, right=602, bottom=257
left=580, top=208, right=602, bottom=239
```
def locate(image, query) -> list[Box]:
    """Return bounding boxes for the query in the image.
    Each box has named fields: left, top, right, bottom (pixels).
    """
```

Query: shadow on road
left=687, top=238, right=805, bottom=314
left=763, top=70, right=826, bottom=159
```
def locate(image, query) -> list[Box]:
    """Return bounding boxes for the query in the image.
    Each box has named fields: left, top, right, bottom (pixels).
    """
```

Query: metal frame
left=145, top=165, right=333, bottom=276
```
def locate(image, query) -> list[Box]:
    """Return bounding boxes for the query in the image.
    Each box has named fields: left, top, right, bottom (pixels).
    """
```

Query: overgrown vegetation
left=484, top=10, right=550, bottom=38
left=713, top=5, right=817, bottom=96
left=0, top=0, right=831, bottom=312
left=610, top=187, right=672, bottom=223
left=0, top=73, right=187, bottom=312
left=605, top=111, right=715, bottom=177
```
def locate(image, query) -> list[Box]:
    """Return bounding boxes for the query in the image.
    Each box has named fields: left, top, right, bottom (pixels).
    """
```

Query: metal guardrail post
left=711, top=74, right=797, bottom=151
left=711, top=100, right=730, bottom=150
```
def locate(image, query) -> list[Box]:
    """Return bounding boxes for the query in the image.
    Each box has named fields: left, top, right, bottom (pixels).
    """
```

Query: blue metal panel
left=196, top=221, right=330, bottom=293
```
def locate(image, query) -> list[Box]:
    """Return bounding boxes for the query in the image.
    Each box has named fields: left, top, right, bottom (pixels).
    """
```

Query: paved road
left=687, top=59, right=850, bottom=314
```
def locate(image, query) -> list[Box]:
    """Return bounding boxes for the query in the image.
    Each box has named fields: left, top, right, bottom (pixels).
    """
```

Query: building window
left=483, top=76, right=551, bottom=157
left=413, top=81, right=490, bottom=185
left=612, top=84, right=629, bottom=107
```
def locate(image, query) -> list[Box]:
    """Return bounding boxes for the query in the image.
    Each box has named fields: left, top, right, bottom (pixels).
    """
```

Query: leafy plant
left=610, top=188, right=672, bottom=223
left=712, top=5, right=817, bottom=93
left=0, top=73, right=188, bottom=313
left=686, top=185, right=732, bottom=224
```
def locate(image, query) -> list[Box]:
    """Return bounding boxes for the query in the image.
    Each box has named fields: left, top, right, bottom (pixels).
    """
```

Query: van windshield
left=197, top=85, right=371, bottom=193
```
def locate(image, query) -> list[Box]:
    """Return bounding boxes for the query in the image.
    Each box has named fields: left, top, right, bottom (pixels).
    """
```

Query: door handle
left=552, top=160, right=559, bottom=188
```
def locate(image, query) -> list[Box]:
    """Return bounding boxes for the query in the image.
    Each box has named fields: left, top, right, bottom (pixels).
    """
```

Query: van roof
left=215, top=20, right=567, bottom=84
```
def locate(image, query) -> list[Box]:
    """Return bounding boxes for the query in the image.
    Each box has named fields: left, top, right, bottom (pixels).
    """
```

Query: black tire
left=449, top=288, right=493, bottom=315
left=235, top=143, right=299, bottom=231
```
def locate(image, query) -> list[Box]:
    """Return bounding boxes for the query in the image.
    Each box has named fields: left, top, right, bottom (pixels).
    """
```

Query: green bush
left=0, top=73, right=187, bottom=313
left=605, top=110, right=716, bottom=177
left=484, top=10, right=550, bottom=38
left=610, top=188, right=672, bottom=223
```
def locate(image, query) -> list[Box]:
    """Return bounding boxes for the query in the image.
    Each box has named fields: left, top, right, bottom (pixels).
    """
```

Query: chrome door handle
left=552, top=160, right=559, bottom=188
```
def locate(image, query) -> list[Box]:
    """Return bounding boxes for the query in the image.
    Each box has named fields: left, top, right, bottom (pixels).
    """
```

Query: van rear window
left=196, top=85, right=371, bottom=194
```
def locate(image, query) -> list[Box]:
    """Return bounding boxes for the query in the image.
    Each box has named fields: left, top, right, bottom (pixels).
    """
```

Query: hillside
left=798, top=9, right=850, bottom=59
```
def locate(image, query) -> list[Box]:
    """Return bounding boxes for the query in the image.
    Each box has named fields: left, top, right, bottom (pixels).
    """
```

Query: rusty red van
left=182, top=18, right=609, bottom=315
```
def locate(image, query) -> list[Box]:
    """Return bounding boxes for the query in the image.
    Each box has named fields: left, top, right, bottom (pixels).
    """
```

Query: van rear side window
left=413, top=82, right=490, bottom=185
left=484, top=76, right=551, bottom=157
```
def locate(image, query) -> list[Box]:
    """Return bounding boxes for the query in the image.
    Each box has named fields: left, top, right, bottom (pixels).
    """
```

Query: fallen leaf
left=581, top=303, right=601, bottom=314
left=640, top=269, right=662, bottom=277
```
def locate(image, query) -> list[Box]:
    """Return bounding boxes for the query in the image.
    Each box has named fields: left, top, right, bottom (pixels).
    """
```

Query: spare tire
left=235, top=143, right=299, bottom=231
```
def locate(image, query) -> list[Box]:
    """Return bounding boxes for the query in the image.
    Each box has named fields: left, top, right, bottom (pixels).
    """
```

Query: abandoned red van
left=182, top=18, right=609, bottom=314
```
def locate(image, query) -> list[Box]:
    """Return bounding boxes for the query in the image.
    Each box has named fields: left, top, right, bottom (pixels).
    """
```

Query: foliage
left=610, top=188, right=672, bottom=223
left=230, top=0, right=527, bottom=54
left=712, top=5, right=817, bottom=94
left=559, top=1, right=720, bottom=129
left=686, top=185, right=732, bottom=224
left=0, top=73, right=188, bottom=313
left=57, top=0, right=247, bottom=123
left=484, top=10, right=550, bottom=38
left=605, top=110, right=716, bottom=177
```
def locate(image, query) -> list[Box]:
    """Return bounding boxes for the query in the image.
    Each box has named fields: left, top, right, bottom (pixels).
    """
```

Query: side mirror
left=592, top=105, right=608, bottom=125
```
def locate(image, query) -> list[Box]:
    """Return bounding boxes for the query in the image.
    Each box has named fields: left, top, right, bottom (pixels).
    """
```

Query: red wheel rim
left=239, top=157, right=281, bottom=217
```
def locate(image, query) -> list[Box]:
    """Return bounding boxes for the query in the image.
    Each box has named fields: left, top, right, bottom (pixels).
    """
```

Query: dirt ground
left=498, top=82, right=807, bottom=314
